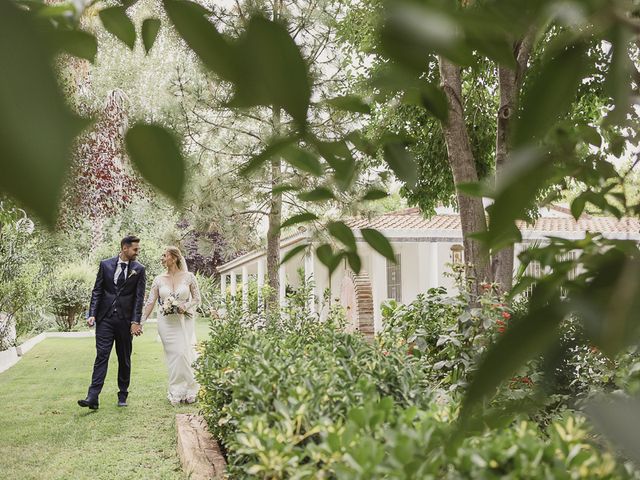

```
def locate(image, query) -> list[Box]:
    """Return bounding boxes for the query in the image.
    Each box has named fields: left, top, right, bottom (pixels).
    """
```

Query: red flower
left=382, top=350, right=390, bottom=356
left=498, top=327, right=506, bottom=333
left=509, top=376, right=534, bottom=388
left=496, top=320, right=505, bottom=326
left=501, top=311, right=511, bottom=320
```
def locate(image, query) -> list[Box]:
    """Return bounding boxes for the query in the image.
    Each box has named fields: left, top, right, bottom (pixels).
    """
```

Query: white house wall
left=314, top=254, right=333, bottom=318
left=219, top=224, right=634, bottom=334
left=284, top=249, right=304, bottom=291
left=399, top=243, right=420, bottom=303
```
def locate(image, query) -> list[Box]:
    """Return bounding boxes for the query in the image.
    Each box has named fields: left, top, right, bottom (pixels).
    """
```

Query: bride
left=142, top=246, right=201, bottom=405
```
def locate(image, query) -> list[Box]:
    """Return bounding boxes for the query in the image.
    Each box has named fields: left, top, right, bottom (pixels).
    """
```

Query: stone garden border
left=176, top=413, right=227, bottom=479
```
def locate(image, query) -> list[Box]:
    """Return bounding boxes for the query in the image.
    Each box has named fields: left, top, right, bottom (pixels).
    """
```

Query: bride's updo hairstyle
left=165, top=246, right=184, bottom=270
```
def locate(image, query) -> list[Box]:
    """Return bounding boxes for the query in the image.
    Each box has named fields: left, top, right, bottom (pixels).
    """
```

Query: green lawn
left=0, top=319, right=211, bottom=480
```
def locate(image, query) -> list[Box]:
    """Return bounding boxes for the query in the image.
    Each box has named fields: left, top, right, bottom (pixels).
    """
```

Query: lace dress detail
left=142, top=272, right=201, bottom=404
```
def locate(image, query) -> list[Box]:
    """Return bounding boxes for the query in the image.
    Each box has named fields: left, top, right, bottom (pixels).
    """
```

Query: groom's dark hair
left=121, top=235, right=140, bottom=248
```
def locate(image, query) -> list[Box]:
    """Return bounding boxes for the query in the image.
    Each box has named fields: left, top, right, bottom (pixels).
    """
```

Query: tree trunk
left=438, top=57, right=492, bottom=298
left=493, top=65, right=517, bottom=293
left=493, top=34, right=535, bottom=293
left=266, top=108, right=282, bottom=310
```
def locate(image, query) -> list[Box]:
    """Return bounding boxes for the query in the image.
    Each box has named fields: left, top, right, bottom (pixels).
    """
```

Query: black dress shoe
left=78, top=398, right=99, bottom=410
left=117, top=399, right=128, bottom=407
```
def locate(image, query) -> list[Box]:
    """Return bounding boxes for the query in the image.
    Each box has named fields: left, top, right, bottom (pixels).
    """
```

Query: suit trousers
left=87, top=312, right=132, bottom=401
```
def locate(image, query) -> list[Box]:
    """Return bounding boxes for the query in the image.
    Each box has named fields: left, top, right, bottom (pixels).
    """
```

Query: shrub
left=14, top=307, right=56, bottom=341
left=197, top=319, right=632, bottom=479
left=195, top=278, right=639, bottom=478
left=380, top=287, right=463, bottom=350
left=195, top=314, right=432, bottom=477
left=0, top=204, right=37, bottom=347
left=380, top=283, right=517, bottom=393
left=308, top=399, right=627, bottom=479
left=49, top=263, right=94, bottom=331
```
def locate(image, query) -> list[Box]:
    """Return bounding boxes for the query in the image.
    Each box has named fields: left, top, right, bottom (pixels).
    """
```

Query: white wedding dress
left=143, top=272, right=201, bottom=404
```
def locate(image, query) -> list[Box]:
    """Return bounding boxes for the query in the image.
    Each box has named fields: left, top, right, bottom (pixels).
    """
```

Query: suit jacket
left=88, top=256, right=147, bottom=324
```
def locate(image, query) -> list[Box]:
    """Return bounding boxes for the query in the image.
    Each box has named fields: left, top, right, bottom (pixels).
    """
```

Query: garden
left=194, top=279, right=640, bottom=478
left=3, top=0, right=640, bottom=478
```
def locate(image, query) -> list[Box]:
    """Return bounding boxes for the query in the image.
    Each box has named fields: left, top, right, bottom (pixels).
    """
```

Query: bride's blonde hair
left=165, top=246, right=184, bottom=270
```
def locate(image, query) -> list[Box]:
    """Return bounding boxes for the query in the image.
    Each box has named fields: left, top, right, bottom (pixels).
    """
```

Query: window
left=386, top=254, right=402, bottom=302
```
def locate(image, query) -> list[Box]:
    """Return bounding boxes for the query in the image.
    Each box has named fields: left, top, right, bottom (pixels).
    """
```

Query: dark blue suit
left=86, top=256, right=146, bottom=402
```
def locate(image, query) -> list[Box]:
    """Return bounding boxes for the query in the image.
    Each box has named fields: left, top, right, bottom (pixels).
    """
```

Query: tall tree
left=338, top=0, right=609, bottom=296
left=438, top=57, right=492, bottom=295
left=492, top=32, right=535, bottom=290
left=174, top=0, right=359, bottom=309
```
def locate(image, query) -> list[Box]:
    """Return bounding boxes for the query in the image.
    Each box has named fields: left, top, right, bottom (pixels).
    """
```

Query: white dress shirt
left=114, top=258, right=130, bottom=285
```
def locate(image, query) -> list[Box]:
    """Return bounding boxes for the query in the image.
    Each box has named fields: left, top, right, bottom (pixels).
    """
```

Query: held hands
left=130, top=323, right=143, bottom=336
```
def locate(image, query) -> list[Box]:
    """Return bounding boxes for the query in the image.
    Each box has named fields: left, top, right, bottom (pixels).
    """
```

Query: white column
left=241, top=266, right=249, bottom=310
left=230, top=270, right=237, bottom=298
left=417, top=242, right=429, bottom=294
left=371, top=252, right=388, bottom=333
left=279, top=260, right=286, bottom=307
left=257, top=259, right=265, bottom=313
left=428, top=242, right=439, bottom=289
left=220, top=273, right=227, bottom=297
left=304, top=249, right=316, bottom=313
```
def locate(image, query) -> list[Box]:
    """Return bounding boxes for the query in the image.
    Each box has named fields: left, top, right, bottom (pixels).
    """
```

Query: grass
left=0, top=319, right=211, bottom=480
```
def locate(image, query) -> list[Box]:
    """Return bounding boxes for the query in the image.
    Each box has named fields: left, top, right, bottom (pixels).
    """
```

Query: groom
left=78, top=235, right=147, bottom=410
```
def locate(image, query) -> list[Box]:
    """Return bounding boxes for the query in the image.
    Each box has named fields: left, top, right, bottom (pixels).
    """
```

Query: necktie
left=117, top=262, right=127, bottom=288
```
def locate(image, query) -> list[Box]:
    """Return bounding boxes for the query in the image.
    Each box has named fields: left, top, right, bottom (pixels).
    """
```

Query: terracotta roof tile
left=346, top=209, right=640, bottom=236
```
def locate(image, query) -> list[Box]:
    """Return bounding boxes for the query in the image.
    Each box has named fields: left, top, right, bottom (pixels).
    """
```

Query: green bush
left=196, top=314, right=632, bottom=478
left=14, top=307, right=55, bottom=341
left=195, top=278, right=639, bottom=478
left=380, top=283, right=518, bottom=393
left=49, top=263, right=94, bottom=331
left=380, top=287, right=463, bottom=349
left=0, top=204, right=57, bottom=345
left=195, top=313, right=432, bottom=477
left=307, top=399, right=627, bottom=479
left=12, top=260, right=56, bottom=340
